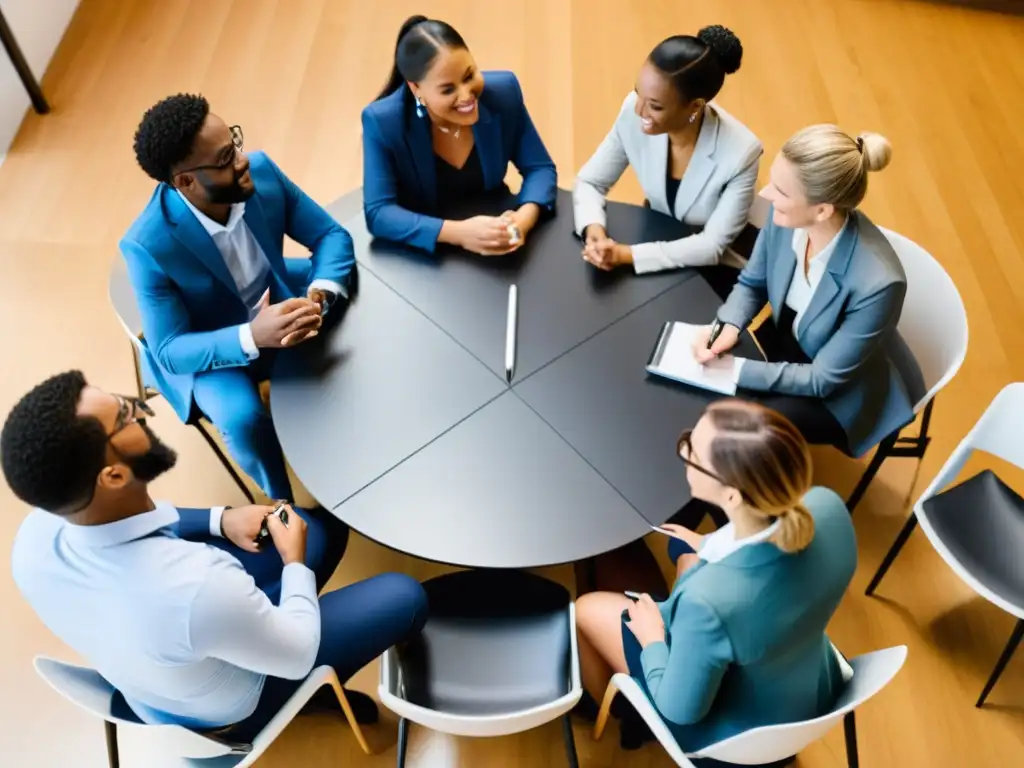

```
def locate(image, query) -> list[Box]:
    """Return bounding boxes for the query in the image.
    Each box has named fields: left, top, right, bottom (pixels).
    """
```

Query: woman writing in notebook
left=573, top=25, right=762, bottom=298
left=361, top=15, right=557, bottom=256
left=692, top=125, right=923, bottom=458
left=574, top=400, right=857, bottom=756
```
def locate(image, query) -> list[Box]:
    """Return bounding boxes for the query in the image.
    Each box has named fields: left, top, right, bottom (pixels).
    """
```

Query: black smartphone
left=254, top=501, right=290, bottom=547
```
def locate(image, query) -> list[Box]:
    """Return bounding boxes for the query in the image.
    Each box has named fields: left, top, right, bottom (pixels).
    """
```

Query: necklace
left=437, top=124, right=461, bottom=140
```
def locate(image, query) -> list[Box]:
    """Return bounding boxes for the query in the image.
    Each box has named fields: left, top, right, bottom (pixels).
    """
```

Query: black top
left=666, top=142, right=681, bottom=211
left=435, top=146, right=486, bottom=212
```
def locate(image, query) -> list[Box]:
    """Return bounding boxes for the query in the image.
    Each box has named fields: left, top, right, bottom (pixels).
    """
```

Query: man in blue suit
left=122, top=94, right=354, bottom=501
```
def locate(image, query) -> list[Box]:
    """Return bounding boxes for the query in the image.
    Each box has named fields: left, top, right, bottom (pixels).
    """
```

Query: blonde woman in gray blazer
left=574, top=26, right=762, bottom=298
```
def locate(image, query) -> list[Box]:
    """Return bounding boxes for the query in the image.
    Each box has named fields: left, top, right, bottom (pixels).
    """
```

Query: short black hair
left=133, top=93, right=210, bottom=183
left=1, top=371, right=107, bottom=514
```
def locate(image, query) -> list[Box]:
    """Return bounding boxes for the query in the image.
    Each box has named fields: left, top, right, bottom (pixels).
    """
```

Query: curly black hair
left=1, top=371, right=108, bottom=514
left=132, top=93, right=210, bottom=183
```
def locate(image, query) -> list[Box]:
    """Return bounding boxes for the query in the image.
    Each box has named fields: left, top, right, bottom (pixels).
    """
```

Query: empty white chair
left=866, top=382, right=1024, bottom=706
left=594, top=646, right=907, bottom=767
left=845, top=228, right=968, bottom=512
left=34, top=656, right=372, bottom=767
left=378, top=569, right=582, bottom=767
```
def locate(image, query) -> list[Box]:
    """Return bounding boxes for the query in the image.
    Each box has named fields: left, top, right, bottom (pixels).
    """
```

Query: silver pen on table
left=505, top=284, right=518, bottom=383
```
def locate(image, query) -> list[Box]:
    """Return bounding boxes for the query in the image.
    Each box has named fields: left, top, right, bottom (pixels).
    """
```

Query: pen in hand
left=706, top=319, right=724, bottom=351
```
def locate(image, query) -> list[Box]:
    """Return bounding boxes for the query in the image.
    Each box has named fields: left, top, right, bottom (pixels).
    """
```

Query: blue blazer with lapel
left=718, top=209, right=925, bottom=457
left=361, top=70, right=557, bottom=252
left=120, top=151, right=355, bottom=422
left=638, top=487, right=857, bottom=752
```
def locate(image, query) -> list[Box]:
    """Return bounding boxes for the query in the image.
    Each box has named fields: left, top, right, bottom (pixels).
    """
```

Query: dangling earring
left=415, top=97, right=425, bottom=118
left=688, top=111, right=699, bottom=124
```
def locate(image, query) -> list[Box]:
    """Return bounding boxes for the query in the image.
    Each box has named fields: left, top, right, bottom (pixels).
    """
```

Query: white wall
left=0, top=0, right=80, bottom=158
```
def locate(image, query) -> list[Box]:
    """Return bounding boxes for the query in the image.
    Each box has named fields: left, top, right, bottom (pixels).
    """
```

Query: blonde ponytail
left=769, top=502, right=815, bottom=554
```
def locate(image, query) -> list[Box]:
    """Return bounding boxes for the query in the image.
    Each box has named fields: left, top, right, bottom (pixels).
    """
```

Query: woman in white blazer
left=574, top=26, right=763, bottom=298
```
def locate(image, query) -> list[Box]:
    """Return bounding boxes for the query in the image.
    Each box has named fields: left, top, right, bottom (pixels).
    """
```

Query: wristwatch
left=319, top=290, right=338, bottom=316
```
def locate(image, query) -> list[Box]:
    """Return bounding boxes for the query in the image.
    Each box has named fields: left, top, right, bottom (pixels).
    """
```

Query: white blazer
left=573, top=93, right=763, bottom=273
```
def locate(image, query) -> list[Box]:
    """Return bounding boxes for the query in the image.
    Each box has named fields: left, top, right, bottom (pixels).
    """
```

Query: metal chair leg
left=104, top=720, right=119, bottom=768
left=562, top=713, right=579, bottom=768
left=396, top=717, right=409, bottom=768
left=977, top=618, right=1024, bottom=707
left=843, top=712, right=858, bottom=768
left=194, top=419, right=256, bottom=503
left=865, top=513, right=919, bottom=596
left=847, top=433, right=898, bottom=513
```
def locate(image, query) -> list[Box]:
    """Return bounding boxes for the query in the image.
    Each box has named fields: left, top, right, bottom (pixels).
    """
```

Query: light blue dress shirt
left=11, top=503, right=320, bottom=729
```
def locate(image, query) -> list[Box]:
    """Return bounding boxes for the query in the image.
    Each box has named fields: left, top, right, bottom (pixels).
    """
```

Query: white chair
left=845, top=228, right=968, bottom=512
left=34, top=656, right=372, bottom=767
left=107, top=258, right=256, bottom=503
left=378, top=569, right=583, bottom=766
left=594, top=646, right=907, bottom=767
left=866, top=382, right=1024, bottom=706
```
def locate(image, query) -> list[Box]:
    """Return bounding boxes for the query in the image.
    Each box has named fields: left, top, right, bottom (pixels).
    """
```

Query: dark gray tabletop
left=271, top=188, right=760, bottom=568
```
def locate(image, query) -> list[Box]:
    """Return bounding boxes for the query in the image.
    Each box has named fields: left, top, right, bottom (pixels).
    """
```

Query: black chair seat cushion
left=924, top=469, right=1024, bottom=609
left=396, top=569, right=572, bottom=717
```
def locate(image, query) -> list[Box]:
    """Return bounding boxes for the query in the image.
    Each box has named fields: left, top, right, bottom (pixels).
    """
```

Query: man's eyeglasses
left=109, top=394, right=155, bottom=439
left=175, top=125, right=244, bottom=176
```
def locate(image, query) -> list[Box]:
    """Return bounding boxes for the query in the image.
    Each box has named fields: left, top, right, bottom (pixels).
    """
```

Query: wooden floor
left=1, top=0, right=1023, bottom=765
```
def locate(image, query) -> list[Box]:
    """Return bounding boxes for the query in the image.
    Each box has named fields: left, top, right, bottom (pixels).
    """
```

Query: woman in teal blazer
left=575, top=400, right=857, bottom=757
left=361, top=16, right=557, bottom=255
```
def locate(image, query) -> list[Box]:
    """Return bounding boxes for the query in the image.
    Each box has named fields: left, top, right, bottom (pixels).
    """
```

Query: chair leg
left=193, top=419, right=257, bottom=504
left=843, top=712, right=858, bottom=768
left=562, top=713, right=579, bottom=768
left=104, top=720, right=119, bottom=768
left=327, top=673, right=373, bottom=754
left=976, top=618, right=1024, bottom=708
left=847, top=433, right=898, bottom=513
left=129, top=340, right=147, bottom=403
left=396, top=717, right=409, bottom=768
left=593, top=680, right=617, bottom=741
left=865, top=513, right=919, bottom=596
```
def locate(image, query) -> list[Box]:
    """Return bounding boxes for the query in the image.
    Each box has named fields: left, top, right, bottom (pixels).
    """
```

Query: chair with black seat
left=866, top=382, right=1024, bottom=706
left=108, top=258, right=255, bottom=503
left=378, top=569, right=582, bottom=767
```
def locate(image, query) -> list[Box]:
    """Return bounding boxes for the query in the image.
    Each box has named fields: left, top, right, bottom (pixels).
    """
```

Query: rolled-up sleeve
left=188, top=561, right=321, bottom=680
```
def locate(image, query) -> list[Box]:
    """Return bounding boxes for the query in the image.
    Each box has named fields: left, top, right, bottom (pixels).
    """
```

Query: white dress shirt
left=12, top=503, right=320, bottom=729
left=783, top=220, right=847, bottom=338
left=178, top=193, right=345, bottom=360
left=698, top=518, right=780, bottom=563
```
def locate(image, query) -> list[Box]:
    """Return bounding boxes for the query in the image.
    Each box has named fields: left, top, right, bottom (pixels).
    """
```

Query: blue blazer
left=718, top=209, right=925, bottom=457
left=120, top=151, right=354, bottom=422
left=361, top=70, right=557, bottom=252
left=640, top=487, right=857, bottom=752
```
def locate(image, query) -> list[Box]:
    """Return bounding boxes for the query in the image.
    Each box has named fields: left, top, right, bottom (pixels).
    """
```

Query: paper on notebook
left=646, top=321, right=741, bottom=396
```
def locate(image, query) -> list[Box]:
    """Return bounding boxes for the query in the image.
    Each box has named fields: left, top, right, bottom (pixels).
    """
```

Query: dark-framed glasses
left=110, top=394, right=155, bottom=439
left=175, top=125, right=244, bottom=175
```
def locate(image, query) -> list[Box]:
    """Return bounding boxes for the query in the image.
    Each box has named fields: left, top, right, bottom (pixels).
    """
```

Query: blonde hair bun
left=857, top=132, right=892, bottom=173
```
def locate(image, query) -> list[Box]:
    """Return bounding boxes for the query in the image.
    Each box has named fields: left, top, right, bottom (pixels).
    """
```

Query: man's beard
left=202, top=171, right=253, bottom=205
left=125, top=424, right=179, bottom=483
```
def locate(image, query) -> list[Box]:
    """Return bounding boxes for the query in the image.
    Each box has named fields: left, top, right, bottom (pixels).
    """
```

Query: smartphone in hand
left=254, top=501, right=290, bottom=547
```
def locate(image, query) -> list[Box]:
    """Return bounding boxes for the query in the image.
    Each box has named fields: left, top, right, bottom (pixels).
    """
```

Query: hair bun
left=697, top=25, right=743, bottom=74
left=856, top=132, right=892, bottom=173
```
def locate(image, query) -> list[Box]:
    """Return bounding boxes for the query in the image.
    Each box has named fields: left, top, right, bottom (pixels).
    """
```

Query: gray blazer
left=718, top=209, right=924, bottom=457
left=573, top=94, right=762, bottom=274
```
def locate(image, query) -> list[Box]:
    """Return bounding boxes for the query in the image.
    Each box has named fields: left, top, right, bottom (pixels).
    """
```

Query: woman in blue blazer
left=574, top=25, right=762, bottom=299
left=575, top=400, right=857, bottom=757
left=693, top=125, right=924, bottom=457
left=361, top=16, right=557, bottom=255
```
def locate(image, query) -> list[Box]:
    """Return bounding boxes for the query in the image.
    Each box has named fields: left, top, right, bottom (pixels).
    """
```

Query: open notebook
left=646, top=321, right=741, bottom=395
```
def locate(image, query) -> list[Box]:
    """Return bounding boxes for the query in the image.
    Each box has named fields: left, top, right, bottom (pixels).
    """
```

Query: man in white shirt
left=3, top=371, right=427, bottom=741
left=122, top=93, right=356, bottom=501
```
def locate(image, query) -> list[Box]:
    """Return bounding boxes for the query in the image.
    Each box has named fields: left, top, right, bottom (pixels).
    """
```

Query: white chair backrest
left=108, top=257, right=145, bottom=342
left=880, top=227, right=967, bottom=411
left=961, top=382, right=1024, bottom=470
left=33, top=657, right=234, bottom=760
left=693, top=646, right=908, bottom=765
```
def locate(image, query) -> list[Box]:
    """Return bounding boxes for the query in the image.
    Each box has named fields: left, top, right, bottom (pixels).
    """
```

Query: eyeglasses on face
left=109, top=394, right=155, bottom=439
left=175, top=125, right=244, bottom=176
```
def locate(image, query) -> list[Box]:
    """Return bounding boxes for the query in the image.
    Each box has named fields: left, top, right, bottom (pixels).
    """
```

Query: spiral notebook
left=646, top=321, right=741, bottom=395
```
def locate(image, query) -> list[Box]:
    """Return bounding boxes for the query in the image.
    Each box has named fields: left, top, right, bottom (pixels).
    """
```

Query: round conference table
left=270, top=188, right=760, bottom=569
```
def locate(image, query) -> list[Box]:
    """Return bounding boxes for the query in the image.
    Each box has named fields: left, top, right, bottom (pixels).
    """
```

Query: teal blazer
left=717, top=210, right=925, bottom=457
left=639, top=487, right=857, bottom=752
